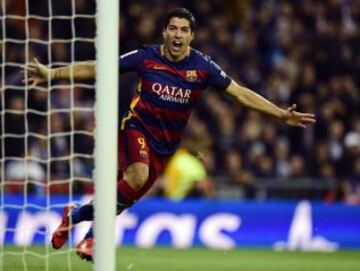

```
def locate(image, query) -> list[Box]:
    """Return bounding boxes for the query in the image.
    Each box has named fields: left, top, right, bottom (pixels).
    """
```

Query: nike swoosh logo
left=153, top=65, right=167, bottom=70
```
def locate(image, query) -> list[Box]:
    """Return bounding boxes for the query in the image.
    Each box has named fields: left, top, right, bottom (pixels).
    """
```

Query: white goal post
left=94, top=0, right=119, bottom=270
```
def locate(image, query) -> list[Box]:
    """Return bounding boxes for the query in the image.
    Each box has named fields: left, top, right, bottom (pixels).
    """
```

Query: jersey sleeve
left=205, top=56, right=232, bottom=91
left=119, top=49, right=145, bottom=74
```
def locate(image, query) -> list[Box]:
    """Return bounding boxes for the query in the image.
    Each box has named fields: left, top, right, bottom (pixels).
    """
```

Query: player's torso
left=125, top=45, right=212, bottom=156
left=137, top=45, right=209, bottom=112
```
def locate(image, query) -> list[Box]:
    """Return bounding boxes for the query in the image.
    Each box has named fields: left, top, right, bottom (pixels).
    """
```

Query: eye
left=182, top=28, right=190, bottom=33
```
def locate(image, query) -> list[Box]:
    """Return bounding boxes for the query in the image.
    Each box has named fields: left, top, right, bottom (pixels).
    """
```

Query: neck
left=162, top=45, right=189, bottom=62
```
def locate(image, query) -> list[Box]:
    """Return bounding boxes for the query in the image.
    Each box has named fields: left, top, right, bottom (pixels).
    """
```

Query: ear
left=162, top=28, right=166, bottom=39
left=190, top=32, right=194, bottom=42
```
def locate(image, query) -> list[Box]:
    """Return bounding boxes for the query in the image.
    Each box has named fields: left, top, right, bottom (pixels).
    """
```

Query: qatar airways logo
left=151, top=83, right=191, bottom=104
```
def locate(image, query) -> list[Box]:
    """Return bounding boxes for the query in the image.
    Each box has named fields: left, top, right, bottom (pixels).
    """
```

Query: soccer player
left=23, top=8, right=315, bottom=261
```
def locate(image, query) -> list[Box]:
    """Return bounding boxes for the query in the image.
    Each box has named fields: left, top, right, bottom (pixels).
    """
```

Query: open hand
left=22, top=58, right=52, bottom=87
left=281, top=104, right=316, bottom=128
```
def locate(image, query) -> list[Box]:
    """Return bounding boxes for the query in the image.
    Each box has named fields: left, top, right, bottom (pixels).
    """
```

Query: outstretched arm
left=23, top=58, right=95, bottom=86
left=225, top=80, right=316, bottom=128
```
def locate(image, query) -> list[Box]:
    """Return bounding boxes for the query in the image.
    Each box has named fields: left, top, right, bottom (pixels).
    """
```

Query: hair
left=163, top=8, right=196, bottom=32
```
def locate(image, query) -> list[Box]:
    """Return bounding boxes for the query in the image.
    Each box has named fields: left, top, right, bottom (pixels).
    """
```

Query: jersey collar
left=160, top=45, right=191, bottom=62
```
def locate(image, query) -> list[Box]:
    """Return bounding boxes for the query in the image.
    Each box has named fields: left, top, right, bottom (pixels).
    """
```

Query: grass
left=1, top=246, right=360, bottom=271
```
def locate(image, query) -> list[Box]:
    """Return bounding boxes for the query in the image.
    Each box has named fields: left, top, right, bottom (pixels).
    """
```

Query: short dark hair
left=163, top=8, right=196, bottom=32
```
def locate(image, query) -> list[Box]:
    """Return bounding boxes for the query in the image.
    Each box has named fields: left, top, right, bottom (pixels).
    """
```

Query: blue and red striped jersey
left=119, top=44, right=231, bottom=156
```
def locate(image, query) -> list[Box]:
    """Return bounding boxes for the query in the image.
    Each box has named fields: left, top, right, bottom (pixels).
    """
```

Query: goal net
left=0, top=0, right=117, bottom=270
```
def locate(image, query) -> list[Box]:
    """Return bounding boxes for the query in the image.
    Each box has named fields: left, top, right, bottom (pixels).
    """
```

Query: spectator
left=159, top=137, right=214, bottom=200
left=3, top=0, right=360, bottom=202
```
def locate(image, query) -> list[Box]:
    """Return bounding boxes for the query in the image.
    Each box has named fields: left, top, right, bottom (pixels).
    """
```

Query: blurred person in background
left=5, top=152, right=45, bottom=195
left=224, top=149, right=254, bottom=198
left=159, top=136, right=215, bottom=200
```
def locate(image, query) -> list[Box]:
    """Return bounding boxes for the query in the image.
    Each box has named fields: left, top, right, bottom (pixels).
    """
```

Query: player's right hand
left=22, top=58, right=53, bottom=87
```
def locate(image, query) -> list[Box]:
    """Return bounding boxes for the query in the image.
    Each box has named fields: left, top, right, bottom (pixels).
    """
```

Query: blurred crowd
left=1, top=0, right=360, bottom=203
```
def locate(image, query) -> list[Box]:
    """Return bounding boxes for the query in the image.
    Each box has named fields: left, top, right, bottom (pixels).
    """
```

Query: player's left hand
left=281, top=104, right=316, bottom=128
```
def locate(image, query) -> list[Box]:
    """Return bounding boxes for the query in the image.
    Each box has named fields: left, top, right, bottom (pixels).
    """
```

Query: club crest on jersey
left=186, top=70, right=197, bottom=82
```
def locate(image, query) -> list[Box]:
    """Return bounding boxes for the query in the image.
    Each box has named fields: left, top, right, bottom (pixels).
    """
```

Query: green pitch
left=2, top=246, right=360, bottom=271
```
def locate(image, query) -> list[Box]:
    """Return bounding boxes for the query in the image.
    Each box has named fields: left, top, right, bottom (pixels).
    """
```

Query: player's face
left=162, top=17, right=194, bottom=62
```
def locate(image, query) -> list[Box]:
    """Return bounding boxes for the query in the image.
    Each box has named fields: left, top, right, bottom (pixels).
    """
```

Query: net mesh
left=0, top=0, right=96, bottom=270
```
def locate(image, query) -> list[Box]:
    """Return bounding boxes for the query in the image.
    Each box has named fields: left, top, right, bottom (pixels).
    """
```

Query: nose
left=175, top=29, right=182, bottom=38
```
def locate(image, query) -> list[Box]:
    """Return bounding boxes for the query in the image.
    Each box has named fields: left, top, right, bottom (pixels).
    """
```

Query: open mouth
left=171, top=40, right=183, bottom=52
